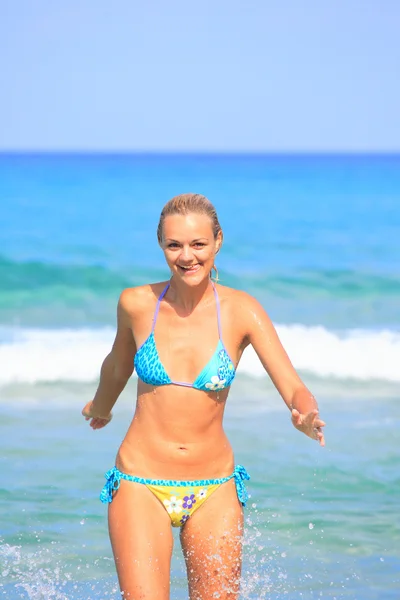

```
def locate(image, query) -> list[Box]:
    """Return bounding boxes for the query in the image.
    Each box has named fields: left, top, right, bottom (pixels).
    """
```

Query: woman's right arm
left=82, top=289, right=137, bottom=428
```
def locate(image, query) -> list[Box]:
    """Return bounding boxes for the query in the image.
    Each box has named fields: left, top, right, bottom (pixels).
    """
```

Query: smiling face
left=161, top=212, right=222, bottom=285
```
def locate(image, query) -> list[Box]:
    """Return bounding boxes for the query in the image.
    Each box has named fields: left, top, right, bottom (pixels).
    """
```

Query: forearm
left=289, top=386, right=319, bottom=414
left=91, top=353, right=131, bottom=417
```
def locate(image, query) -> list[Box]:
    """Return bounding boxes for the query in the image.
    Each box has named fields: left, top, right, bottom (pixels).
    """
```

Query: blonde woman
left=82, top=193, right=325, bottom=600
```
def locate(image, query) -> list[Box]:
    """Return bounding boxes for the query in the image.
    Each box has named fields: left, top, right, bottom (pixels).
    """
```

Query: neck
left=168, top=277, right=214, bottom=313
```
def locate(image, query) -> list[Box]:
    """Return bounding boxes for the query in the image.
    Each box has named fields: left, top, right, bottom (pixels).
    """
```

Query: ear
left=215, top=230, right=223, bottom=254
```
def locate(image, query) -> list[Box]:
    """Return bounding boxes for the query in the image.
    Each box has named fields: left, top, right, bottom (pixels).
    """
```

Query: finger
left=292, top=415, right=302, bottom=428
left=291, top=409, right=302, bottom=425
left=312, top=425, right=325, bottom=445
left=92, top=418, right=107, bottom=430
left=304, top=409, right=319, bottom=424
left=305, top=412, right=322, bottom=431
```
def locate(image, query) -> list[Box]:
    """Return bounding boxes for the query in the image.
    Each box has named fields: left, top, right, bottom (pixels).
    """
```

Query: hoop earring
left=211, top=265, right=219, bottom=283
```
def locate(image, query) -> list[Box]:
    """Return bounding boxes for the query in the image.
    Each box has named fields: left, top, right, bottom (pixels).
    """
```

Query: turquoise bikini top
left=134, top=282, right=236, bottom=392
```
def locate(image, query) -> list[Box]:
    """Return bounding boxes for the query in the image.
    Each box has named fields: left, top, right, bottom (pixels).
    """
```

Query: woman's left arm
left=240, top=292, right=326, bottom=446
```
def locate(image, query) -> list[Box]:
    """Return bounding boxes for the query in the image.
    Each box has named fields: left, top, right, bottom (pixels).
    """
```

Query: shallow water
left=1, top=382, right=399, bottom=599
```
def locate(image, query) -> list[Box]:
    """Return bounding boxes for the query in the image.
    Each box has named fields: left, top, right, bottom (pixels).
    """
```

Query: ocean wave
left=1, top=324, right=399, bottom=386
left=1, top=254, right=399, bottom=297
left=0, top=255, right=136, bottom=292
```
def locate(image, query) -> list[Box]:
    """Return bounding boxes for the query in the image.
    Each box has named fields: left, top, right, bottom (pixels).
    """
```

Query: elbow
left=102, top=353, right=133, bottom=383
left=114, top=362, right=134, bottom=383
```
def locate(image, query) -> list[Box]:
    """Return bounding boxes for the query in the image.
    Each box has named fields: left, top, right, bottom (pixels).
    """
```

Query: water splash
left=0, top=542, right=118, bottom=600
left=0, top=543, right=70, bottom=599
left=240, top=508, right=290, bottom=599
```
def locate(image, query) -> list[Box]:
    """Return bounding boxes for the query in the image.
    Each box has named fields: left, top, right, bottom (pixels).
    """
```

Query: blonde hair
left=157, top=193, right=223, bottom=247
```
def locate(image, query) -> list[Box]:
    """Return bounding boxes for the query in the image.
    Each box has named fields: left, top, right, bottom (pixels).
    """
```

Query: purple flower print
left=183, top=494, right=196, bottom=509
left=180, top=514, right=190, bottom=525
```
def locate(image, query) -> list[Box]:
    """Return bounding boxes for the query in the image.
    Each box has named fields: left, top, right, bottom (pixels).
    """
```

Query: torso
left=116, top=281, right=249, bottom=480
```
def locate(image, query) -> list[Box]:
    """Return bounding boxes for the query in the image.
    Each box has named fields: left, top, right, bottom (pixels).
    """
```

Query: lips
left=178, top=264, right=201, bottom=274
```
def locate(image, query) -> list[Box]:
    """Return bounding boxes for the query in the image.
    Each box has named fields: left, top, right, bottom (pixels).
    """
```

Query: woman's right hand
left=82, top=401, right=113, bottom=430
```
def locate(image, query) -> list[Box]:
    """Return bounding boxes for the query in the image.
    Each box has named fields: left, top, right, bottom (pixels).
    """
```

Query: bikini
left=100, top=282, right=250, bottom=526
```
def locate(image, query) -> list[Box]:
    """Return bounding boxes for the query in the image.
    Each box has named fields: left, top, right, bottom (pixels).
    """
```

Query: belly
left=115, top=387, right=234, bottom=479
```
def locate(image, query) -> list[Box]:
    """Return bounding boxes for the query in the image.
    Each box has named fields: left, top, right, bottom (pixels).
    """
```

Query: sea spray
left=0, top=541, right=119, bottom=600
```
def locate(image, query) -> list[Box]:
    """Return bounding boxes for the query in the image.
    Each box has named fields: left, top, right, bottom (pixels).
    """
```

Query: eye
left=193, top=242, right=206, bottom=248
left=167, top=242, right=180, bottom=249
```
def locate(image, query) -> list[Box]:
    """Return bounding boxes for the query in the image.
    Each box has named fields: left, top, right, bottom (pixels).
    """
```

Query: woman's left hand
left=82, top=401, right=113, bottom=430
left=291, top=408, right=326, bottom=446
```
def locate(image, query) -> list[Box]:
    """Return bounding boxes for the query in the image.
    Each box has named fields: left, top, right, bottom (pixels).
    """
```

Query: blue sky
left=1, top=1, right=399, bottom=152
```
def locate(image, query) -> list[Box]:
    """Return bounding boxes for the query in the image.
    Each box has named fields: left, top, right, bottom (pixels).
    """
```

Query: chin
left=175, top=268, right=210, bottom=285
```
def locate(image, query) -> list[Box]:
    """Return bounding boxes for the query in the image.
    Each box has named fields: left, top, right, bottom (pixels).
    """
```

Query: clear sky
left=1, top=0, right=399, bottom=152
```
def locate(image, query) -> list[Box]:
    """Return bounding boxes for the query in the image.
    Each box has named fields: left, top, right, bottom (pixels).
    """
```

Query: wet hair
left=157, top=193, right=223, bottom=247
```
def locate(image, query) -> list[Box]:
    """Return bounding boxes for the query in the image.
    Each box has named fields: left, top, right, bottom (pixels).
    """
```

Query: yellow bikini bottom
left=100, top=465, right=250, bottom=527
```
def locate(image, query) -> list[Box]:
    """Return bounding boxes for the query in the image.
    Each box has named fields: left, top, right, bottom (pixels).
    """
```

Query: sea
left=0, top=153, right=399, bottom=599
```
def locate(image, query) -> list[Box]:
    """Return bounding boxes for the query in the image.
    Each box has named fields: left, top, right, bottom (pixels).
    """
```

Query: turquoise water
left=0, top=153, right=399, bottom=598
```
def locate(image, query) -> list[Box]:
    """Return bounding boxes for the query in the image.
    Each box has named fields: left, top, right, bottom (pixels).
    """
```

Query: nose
left=180, top=244, right=194, bottom=262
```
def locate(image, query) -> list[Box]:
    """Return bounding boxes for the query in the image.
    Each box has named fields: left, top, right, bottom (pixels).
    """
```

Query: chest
left=154, top=309, right=220, bottom=368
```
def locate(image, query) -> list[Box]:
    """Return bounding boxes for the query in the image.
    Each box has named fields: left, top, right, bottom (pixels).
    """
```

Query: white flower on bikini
left=163, top=496, right=183, bottom=514
left=205, top=376, right=226, bottom=391
left=196, top=488, right=208, bottom=500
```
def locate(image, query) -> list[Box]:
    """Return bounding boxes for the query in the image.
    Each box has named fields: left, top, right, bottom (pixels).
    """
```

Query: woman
left=82, top=193, right=325, bottom=600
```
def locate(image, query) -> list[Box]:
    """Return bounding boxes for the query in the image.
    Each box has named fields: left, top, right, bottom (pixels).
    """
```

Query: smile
left=178, top=264, right=201, bottom=274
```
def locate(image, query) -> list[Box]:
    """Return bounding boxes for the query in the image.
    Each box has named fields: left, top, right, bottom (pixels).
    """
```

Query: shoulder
left=118, top=282, right=169, bottom=316
left=215, top=284, right=264, bottom=314
left=216, top=284, right=271, bottom=335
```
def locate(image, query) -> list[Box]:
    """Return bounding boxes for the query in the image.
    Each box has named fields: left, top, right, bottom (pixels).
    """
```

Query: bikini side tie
left=100, top=466, right=121, bottom=503
left=233, top=464, right=251, bottom=506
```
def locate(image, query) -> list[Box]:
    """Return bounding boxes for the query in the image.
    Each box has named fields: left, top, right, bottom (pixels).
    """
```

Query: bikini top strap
left=211, top=282, right=223, bottom=340
left=152, top=283, right=170, bottom=332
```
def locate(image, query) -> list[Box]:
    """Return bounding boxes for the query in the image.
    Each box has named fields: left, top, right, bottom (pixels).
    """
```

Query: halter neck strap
left=152, top=283, right=170, bottom=332
left=211, top=282, right=223, bottom=340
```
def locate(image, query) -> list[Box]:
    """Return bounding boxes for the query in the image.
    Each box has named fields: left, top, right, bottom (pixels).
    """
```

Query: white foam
left=0, top=324, right=399, bottom=386
left=240, top=324, right=400, bottom=382
left=0, top=327, right=114, bottom=386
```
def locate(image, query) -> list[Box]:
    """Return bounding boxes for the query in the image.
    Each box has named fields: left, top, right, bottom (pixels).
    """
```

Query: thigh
left=108, top=479, right=173, bottom=600
left=180, top=478, right=244, bottom=600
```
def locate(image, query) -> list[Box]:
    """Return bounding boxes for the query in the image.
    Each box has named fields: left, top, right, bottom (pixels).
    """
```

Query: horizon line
left=0, top=149, right=400, bottom=157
